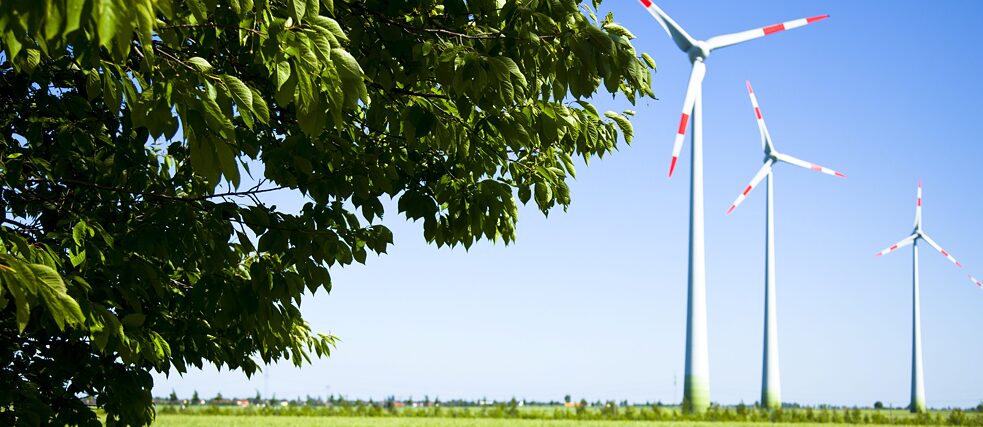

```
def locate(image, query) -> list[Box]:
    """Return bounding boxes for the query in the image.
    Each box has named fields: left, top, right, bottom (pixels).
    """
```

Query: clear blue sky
left=153, top=1, right=983, bottom=408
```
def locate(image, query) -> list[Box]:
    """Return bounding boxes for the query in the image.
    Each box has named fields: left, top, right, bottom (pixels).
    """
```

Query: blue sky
left=153, top=1, right=983, bottom=408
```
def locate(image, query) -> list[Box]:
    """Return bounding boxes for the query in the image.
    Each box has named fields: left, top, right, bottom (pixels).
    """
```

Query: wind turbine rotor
left=970, top=275, right=983, bottom=289
left=746, top=81, right=774, bottom=152
left=876, top=234, right=917, bottom=257
left=774, top=153, right=846, bottom=178
left=919, top=233, right=963, bottom=268
left=669, top=61, right=707, bottom=177
left=914, top=181, right=923, bottom=229
left=726, top=161, right=774, bottom=215
left=638, top=0, right=696, bottom=53
left=707, top=15, right=830, bottom=51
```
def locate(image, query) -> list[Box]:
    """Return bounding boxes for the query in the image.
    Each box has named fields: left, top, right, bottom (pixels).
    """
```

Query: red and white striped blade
left=775, top=153, right=846, bottom=178
left=726, top=161, right=773, bottom=215
left=969, top=275, right=983, bottom=290
left=875, top=234, right=916, bottom=257
left=746, top=81, right=773, bottom=151
left=637, top=0, right=696, bottom=53
left=920, top=233, right=962, bottom=268
left=707, top=14, right=830, bottom=51
left=914, top=181, right=923, bottom=228
left=669, top=61, right=707, bottom=178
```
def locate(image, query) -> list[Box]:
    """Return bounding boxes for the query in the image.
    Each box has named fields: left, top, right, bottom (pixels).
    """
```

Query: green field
left=151, top=415, right=896, bottom=427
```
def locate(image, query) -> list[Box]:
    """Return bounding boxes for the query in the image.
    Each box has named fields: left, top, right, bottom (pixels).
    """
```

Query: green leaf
left=534, top=182, right=552, bottom=208
left=314, top=16, right=348, bottom=43
left=275, top=60, right=291, bottom=91
left=221, top=75, right=254, bottom=114
left=497, top=56, right=526, bottom=86
left=518, top=185, right=531, bottom=204
left=603, top=23, right=635, bottom=39
left=605, top=111, right=633, bottom=143
left=309, top=30, right=333, bottom=62
left=121, top=313, right=146, bottom=328
left=103, top=74, right=122, bottom=115
left=320, top=0, right=333, bottom=15
left=97, top=0, right=121, bottom=48
left=576, top=100, right=599, bottom=118
left=19, top=49, right=41, bottom=74
left=85, top=70, right=102, bottom=100
left=187, top=57, right=214, bottom=72
left=641, top=53, right=657, bottom=70
left=290, top=0, right=307, bottom=22
left=1, top=30, right=23, bottom=61
left=65, top=0, right=85, bottom=34
left=250, top=88, right=270, bottom=123
left=44, top=0, right=64, bottom=41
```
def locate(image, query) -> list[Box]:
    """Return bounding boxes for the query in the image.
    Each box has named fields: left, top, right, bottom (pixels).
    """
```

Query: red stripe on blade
left=806, top=15, right=830, bottom=23
left=743, top=186, right=752, bottom=196
left=678, top=113, right=690, bottom=135
left=727, top=205, right=736, bottom=215
left=835, top=172, right=846, bottom=178
left=890, top=245, right=898, bottom=251
left=640, top=0, right=652, bottom=6
left=763, top=24, right=785, bottom=35
left=669, top=156, right=678, bottom=178
left=755, top=107, right=762, bottom=120
left=941, top=250, right=949, bottom=256
left=811, top=165, right=822, bottom=172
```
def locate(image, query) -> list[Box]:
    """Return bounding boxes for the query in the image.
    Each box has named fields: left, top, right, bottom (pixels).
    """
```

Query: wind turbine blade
left=914, top=181, right=923, bottom=229
left=920, top=233, right=963, bottom=268
left=707, top=14, right=829, bottom=51
left=669, top=61, right=707, bottom=177
left=726, top=161, right=773, bottom=214
left=970, top=275, right=983, bottom=290
left=875, top=235, right=917, bottom=257
left=638, top=0, right=696, bottom=53
left=775, top=153, right=846, bottom=178
left=746, top=81, right=773, bottom=152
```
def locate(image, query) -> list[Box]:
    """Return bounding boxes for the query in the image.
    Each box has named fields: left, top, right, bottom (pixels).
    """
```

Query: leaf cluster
left=0, top=0, right=654, bottom=424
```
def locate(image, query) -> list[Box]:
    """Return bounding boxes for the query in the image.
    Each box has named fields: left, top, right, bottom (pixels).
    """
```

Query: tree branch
left=25, top=178, right=288, bottom=203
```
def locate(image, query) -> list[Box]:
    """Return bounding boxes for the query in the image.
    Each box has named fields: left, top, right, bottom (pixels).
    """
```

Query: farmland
left=149, top=416, right=889, bottom=427
left=150, top=405, right=983, bottom=426
left=151, top=414, right=977, bottom=427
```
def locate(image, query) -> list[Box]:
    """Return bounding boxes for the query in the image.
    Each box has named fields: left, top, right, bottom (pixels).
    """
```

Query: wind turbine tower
left=636, top=1, right=829, bottom=412
left=726, top=82, right=845, bottom=409
left=875, top=182, right=969, bottom=412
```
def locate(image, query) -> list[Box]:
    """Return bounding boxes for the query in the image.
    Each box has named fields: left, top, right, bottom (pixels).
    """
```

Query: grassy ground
left=152, top=415, right=898, bottom=426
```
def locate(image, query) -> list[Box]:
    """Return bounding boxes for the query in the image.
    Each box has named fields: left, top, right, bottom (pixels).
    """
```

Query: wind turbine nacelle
left=688, top=41, right=710, bottom=63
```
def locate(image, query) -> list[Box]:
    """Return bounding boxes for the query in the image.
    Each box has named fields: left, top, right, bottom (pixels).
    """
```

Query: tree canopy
left=0, top=0, right=654, bottom=424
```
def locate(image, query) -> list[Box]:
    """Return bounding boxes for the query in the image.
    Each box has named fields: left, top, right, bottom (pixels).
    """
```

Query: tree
left=190, top=391, right=200, bottom=405
left=873, top=401, right=884, bottom=410
left=167, top=390, right=178, bottom=403
left=564, top=394, right=572, bottom=404
left=0, top=0, right=653, bottom=425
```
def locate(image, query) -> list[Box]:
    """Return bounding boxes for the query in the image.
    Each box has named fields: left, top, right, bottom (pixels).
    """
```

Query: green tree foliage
left=0, top=0, right=653, bottom=424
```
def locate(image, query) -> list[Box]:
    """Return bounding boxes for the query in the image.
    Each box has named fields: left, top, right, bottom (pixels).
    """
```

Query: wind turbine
left=875, top=182, right=966, bottom=413
left=726, top=81, right=845, bottom=410
left=637, top=0, right=828, bottom=412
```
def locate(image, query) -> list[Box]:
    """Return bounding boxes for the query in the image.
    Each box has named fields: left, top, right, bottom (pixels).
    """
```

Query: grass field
left=151, top=415, right=897, bottom=427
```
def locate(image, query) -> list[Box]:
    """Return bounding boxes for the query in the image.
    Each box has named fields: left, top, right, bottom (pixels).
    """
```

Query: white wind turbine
left=875, top=182, right=969, bottom=413
left=637, top=0, right=828, bottom=411
left=726, top=81, right=845, bottom=410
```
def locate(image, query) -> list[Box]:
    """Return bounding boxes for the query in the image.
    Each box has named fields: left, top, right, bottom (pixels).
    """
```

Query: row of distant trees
left=159, top=391, right=983, bottom=414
